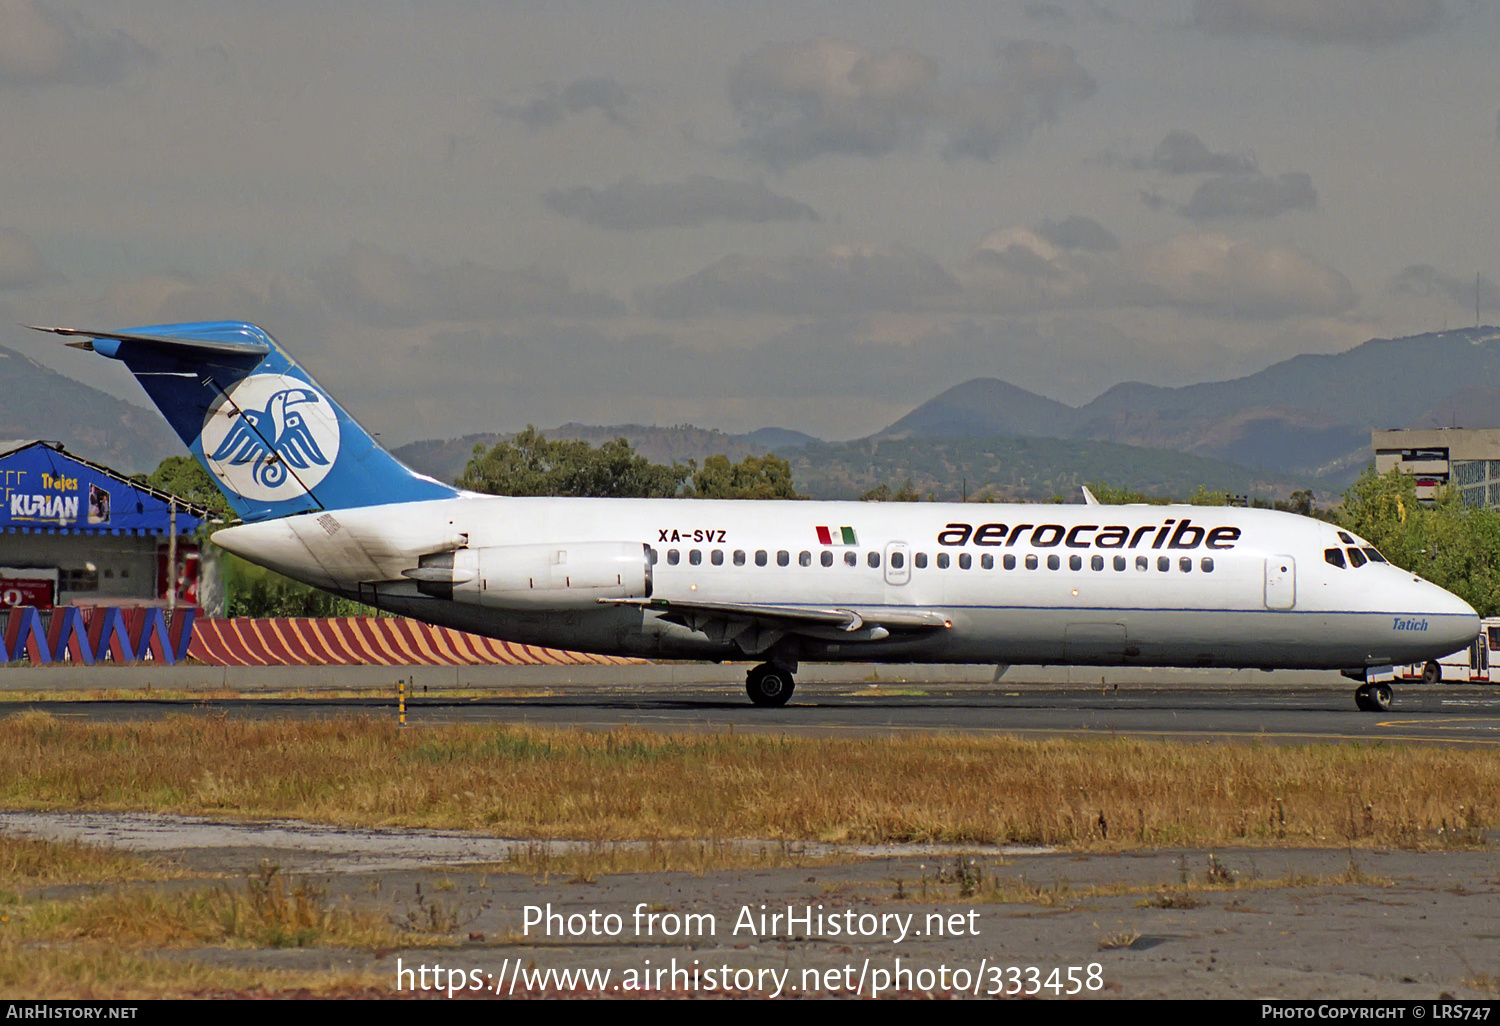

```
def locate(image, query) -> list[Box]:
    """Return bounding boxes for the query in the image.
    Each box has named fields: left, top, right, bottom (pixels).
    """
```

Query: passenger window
left=799, top=550, right=812, bottom=567
left=821, top=550, right=833, bottom=567
left=981, top=553, right=993, bottom=570
left=937, top=553, right=950, bottom=569
left=1047, top=554, right=1060, bottom=570
left=1003, top=554, right=1016, bottom=570
left=777, top=550, right=790, bottom=567
left=1136, top=555, right=1148, bottom=571
left=959, top=553, right=971, bottom=570
left=845, top=550, right=857, bottom=567
left=1179, top=556, right=1192, bottom=572
left=711, top=549, right=724, bottom=566
left=1113, top=555, right=1126, bottom=571
left=1201, top=557, right=1214, bottom=573
left=647, top=547, right=658, bottom=565
left=1092, top=555, right=1104, bottom=571
left=1157, top=556, right=1170, bottom=572
left=1363, top=547, right=1387, bottom=564
left=914, top=552, right=928, bottom=569
left=689, top=549, right=702, bottom=566
left=1068, top=555, right=1082, bottom=571
left=891, top=551, right=905, bottom=569
left=1025, top=554, right=1038, bottom=570
left=1347, top=548, right=1367, bottom=568
left=667, top=549, right=680, bottom=566
left=1324, top=548, right=1346, bottom=569
left=733, top=550, right=746, bottom=566
left=867, top=551, right=881, bottom=568
left=755, top=550, right=768, bottom=567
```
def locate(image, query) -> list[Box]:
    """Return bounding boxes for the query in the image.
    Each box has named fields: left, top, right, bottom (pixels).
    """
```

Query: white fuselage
left=213, top=496, right=1479, bottom=671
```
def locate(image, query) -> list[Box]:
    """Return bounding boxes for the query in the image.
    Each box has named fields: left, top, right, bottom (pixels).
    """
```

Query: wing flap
left=601, top=597, right=951, bottom=633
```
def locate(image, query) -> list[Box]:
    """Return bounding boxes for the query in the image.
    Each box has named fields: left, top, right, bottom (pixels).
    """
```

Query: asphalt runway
left=13, top=679, right=1500, bottom=745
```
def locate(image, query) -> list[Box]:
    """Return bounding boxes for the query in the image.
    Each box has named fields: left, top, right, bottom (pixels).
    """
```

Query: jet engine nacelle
left=410, top=541, right=652, bottom=609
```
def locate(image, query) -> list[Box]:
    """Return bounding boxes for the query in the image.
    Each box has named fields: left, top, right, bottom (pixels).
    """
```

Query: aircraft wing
left=600, top=597, right=950, bottom=654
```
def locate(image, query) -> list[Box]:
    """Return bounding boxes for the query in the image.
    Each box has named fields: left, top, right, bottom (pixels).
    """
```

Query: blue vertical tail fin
left=32, top=321, right=458, bottom=522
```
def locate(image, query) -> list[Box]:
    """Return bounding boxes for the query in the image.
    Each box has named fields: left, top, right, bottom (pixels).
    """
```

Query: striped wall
left=187, top=617, right=639, bottom=668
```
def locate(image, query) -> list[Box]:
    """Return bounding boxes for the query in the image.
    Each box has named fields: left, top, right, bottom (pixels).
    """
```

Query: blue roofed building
left=0, top=440, right=214, bottom=609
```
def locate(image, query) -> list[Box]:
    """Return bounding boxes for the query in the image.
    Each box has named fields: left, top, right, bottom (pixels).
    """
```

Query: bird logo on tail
left=199, top=374, right=341, bottom=501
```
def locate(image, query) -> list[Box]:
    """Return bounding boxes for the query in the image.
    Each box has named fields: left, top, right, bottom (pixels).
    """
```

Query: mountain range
left=18, top=325, right=1500, bottom=500
left=0, top=344, right=183, bottom=472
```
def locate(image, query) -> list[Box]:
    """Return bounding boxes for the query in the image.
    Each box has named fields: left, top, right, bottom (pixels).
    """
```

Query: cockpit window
left=1346, top=547, right=1367, bottom=568
left=1337, top=531, right=1355, bottom=544
left=1324, top=548, right=1346, bottom=569
left=1362, top=547, right=1388, bottom=564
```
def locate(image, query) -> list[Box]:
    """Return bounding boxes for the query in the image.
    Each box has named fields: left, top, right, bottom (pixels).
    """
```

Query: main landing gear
left=746, top=662, right=795, bottom=707
left=1353, top=681, right=1392, bottom=713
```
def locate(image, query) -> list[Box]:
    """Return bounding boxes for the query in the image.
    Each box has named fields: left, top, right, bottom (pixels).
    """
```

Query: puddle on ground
left=0, top=811, right=1050, bottom=873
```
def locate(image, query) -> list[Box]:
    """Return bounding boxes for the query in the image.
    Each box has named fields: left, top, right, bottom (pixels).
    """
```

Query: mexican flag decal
left=816, top=525, right=858, bottom=546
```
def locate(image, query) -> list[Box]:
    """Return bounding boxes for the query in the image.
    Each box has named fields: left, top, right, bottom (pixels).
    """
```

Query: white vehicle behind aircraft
left=35, top=321, right=1480, bottom=712
left=1383, top=617, right=1500, bottom=685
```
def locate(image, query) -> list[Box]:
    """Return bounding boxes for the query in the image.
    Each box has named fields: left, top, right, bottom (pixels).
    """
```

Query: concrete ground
left=4, top=811, right=1497, bottom=999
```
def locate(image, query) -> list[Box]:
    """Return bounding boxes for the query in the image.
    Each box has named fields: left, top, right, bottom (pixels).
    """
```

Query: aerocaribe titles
left=936, top=518, right=1241, bottom=552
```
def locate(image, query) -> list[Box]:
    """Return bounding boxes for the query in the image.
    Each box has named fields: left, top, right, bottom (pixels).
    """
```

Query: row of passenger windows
left=652, top=548, right=1216, bottom=574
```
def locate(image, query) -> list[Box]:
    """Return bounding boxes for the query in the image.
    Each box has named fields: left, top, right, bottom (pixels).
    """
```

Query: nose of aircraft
left=1416, top=577, right=1480, bottom=652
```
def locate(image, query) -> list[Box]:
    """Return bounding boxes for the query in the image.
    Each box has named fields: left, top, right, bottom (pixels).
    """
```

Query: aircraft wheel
left=1354, top=682, right=1392, bottom=713
left=1421, top=661, right=1441, bottom=684
left=746, top=664, right=795, bottom=707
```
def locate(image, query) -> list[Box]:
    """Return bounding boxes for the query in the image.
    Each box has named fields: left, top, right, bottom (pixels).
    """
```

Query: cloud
left=1035, top=215, right=1119, bottom=252
left=101, top=269, right=330, bottom=336
left=493, top=76, right=639, bottom=130
left=0, top=0, right=153, bottom=87
left=0, top=227, right=57, bottom=288
left=1023, top=3, right=1072, bottom=25
left=728, top=37, right=939, bottom=167
left=726, top=36, right=1094, bottom=167
left=1138, top=130, right=1257, bottom=175
left=964, top=227, right=1355, bottom=319
left=1177, top=171, right=1317, bottom=220
left=1191, top=0, right=1443, bottom=46
left=638, top=243, right=962, bottom=318
left=1108, top=232, right=1356, bottom=318
left=542, top=176, right=818, bottom=231
left=1389, top=265, right=1500, bottom=312
left=940, top=41, right=1097, bottom=161
left=311, top=243, right=625, bottom=327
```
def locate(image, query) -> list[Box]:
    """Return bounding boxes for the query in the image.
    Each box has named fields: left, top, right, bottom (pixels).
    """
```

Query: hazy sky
left=2, top=0, right=1498, bottom=444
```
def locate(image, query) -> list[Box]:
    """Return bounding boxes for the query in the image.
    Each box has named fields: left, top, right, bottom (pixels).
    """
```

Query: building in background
left=0, top=440, right=212, bottom=610
left=1372, top=429, right=1500, bottom=508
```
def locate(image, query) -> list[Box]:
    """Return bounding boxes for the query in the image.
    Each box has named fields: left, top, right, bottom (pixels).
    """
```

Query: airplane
left=32, top=320, right=1479, bottom=713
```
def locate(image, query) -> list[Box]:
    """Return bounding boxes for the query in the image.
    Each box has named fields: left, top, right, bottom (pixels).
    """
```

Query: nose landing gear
left=1353, top=681, right=1392, bottom=712
left=746, top=662, right=795, bottom=707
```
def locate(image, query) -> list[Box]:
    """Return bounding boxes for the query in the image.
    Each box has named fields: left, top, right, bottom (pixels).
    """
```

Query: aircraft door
left=884, top=542, right=910, bottom=586
left=1264, top=556, right=1295, bottom=610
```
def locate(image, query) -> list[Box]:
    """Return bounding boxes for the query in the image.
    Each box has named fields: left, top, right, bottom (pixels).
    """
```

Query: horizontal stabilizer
left=27, top=325, right=271, bottom=357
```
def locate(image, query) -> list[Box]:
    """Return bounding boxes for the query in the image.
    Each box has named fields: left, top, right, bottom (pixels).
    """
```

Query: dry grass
left=0, top=935, right=387, bottom=999
left=0, top=712, right=1493, bottom=850
left=8, top=865, right=417, bottom=952
left=0, top=834, right=178, bottom=888
left=903, top=854, right=1394, bottom=908
left=0, top=686, right=557, bottom=702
